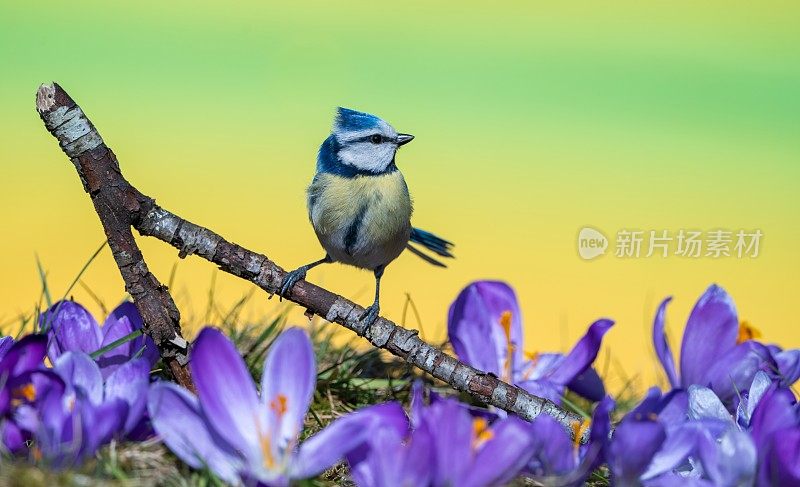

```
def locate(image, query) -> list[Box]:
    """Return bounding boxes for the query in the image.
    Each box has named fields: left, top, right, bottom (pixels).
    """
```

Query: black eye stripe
left=350, top=134, right=393, bottom=144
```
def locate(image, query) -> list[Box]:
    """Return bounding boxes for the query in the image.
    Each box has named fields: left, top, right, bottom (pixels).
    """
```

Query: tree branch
left=36, top=83, right=193, bottom=391
left=36, top=82, right=588, bottom=441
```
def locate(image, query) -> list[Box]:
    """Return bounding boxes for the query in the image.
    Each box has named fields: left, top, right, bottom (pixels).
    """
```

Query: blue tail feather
left=408, top=228, right=454, bottom=266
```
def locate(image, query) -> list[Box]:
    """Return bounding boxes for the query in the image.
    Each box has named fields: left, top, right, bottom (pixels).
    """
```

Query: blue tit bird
left=278, top=107, right=454, bottom=326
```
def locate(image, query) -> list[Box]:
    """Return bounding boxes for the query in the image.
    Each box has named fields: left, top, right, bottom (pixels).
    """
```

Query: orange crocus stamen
left=259, top=433, right=276, bottom=469
left=11, top=383, right=36, bottom=406
left=254, top=412, right=277, bottom=469
left=521, top=351, right=540, bottom=380
left=472, top=417, right=494, bottom=450
left=498, top=310, right=515, bottom=382
left=499, top=311, right=513, bottom=338
left=270, top=394, right=288, bottom=417
left=571, top=419, right=591, bottom=451
left=737, top=320, right=762, bottom=345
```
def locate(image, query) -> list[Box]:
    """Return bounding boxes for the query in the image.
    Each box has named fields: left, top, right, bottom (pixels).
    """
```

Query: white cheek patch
left=338, top=142, right=395, bottom=173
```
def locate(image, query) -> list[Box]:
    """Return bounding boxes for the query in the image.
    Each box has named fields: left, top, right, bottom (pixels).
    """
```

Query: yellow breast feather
left=308, top=172, right=413, bottom=239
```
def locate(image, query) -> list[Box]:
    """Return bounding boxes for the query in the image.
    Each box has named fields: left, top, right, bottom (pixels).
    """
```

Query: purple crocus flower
left=749, top=382, right=800, bottom=485
left=0, top=336, right=14, bottom=360
left=765, top=344, right=800, bottom=389
left=609, top=371, right=796, bottom=486
left=23, top=384, right=127, bottom=467
left=148, top=327, right=405, bottom=486
left=39, top=300, right=159, bottom=378
left=652, top=284, right=787, bottom=405
left=349, top=384, right=537, bottom=487
left=448, top=281, right=613, bottom=403
left=618, top=386, right=758, bottom=486
left=0, top=334, right=52, bottom=453
left=12, top=351, right=151, bottom=467
left=347, top=416, right=432, bottom=487
left=525, top=396, right=614, bottom=486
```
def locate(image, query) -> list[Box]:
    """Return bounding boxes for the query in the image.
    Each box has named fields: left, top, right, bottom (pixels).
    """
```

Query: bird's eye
left=370, top=134, right=382, bottom=144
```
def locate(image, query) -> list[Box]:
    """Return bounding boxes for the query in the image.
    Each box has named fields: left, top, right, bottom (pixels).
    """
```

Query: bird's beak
left=396, top=133, right=414, bottom=146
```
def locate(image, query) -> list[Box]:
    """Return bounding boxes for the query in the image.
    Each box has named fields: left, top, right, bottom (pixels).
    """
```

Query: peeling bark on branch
left=36, top=82, right=588, bottom=441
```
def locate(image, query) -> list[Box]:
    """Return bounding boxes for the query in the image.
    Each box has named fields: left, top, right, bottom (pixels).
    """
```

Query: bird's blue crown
left=334, top=107, right=383, bottom=132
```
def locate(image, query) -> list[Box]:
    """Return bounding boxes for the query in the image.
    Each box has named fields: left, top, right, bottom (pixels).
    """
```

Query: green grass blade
left=57, top=240, right=107, bottom=307
left=90, top=330, right=143, bottom=359
left=35, top=253, right=52, bottom=309
left=560, top=393, right=591, bottom=419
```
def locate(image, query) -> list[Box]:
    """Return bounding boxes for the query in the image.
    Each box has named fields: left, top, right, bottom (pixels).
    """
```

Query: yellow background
left=2, top=1, right=798, bottom=392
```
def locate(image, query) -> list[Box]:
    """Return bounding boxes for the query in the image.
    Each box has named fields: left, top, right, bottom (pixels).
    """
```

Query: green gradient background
left=2, top=1, right=798, bottom=391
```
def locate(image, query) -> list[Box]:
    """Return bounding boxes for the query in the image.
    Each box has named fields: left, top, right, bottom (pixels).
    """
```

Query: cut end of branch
left=36, top=83, right=56, bottom=113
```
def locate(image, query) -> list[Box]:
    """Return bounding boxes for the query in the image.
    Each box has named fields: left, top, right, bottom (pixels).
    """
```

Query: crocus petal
left=148, top=382, right=242, bottom=484
left=679, top=284, right=738, bottom=388
left=658, top=389, right=689, bottom=425
left=519, top=353, right=564, bottom=380
left=0, top=336, right=14, bottom=361
left=738, top=370, right=771, bottom=427
left=104, top=358, right=151, bottom=434
left=348, top=426, right=402, bottom=487
left=52, top=351, right=103, bottom=404
left=687, top=385, right=732, bottom=423
left=100, top=314, right=136, bottom=361
left=610, top=419, right=666, bottom=484
left=644, top=474, right=715, bottom=487
left=41, top=301, right=102, bottom=360
left=410, top=380, right=425, bottom=427
left=653, top=297, right=680, bottom=389
left=348, top=421, right=433, bottom=487
left=126, top=416, right=155, bottom=442
left=527, top=415, right=576, bottom=476
left=760, top=427, right=800, bottom=486
left=448, top=281, right=522, bottom=377
left=590, top=396, right=616, bottom=449
left=77, top=397, right=129, bottom=463
left=547, top=319, right=614, bottom=386
left=1, top=420, right=26, bottom=453
left=38, top=392, right=128, bottom=468
left=105, top=302, right=144, bottom=331
left=750, top=385, right=798, bottom=450
left=261, top=327, right=316, bottom=448
left=292, top=402, right=407, bottom=479
left=705, top=340, right=774, bottom=403
left=425, top=399, right=474, bottom=485
left=35, top=384, right=74, bottom=449
left=0, top=334, right=47, bottom=377
left=398, top=422, right=435, bottom=487
left=567, top=367, right=606, bottom=402
left=641, top=422, right=705, bottom=480
left=99, top=302, right=159, bottom=375
left=465, top=416, right=535, bottom=487
left=190, top=327, right=261, bottom=460
left=772, top=348, right=800, bottom=386
left=629, top=387, right=663, bottom=418
left=96, top=316, right=154, bottom=379
left=697, top=427, right=756, bottom=486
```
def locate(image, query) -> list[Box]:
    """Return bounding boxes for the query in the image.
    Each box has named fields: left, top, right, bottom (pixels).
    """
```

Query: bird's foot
left=278, top=267, right=307, bottom=301
left=359, top=303, right=380, bottom=328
